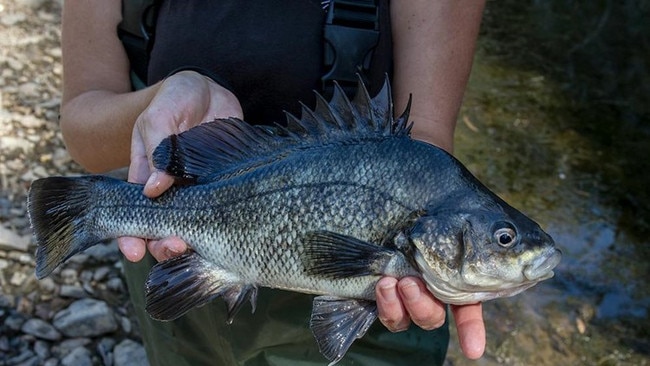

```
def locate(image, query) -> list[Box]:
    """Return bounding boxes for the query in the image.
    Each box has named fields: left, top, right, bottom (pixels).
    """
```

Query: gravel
left=0, top=1, right=149, bottom=365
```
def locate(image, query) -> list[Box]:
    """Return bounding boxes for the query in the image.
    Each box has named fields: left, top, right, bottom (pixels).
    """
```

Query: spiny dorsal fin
left=153, top=77, right=411, bottom=183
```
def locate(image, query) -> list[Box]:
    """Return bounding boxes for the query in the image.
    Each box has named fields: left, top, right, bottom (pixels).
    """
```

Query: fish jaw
left=523, top=247, right=561, bottom=281
left=413, top=241, right=562, bottom=305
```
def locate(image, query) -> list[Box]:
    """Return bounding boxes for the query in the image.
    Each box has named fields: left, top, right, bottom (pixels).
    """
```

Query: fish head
left=407, top=204, right=561, bottom=305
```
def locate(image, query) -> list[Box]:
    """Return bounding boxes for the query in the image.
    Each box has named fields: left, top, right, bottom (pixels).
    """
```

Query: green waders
left=124, top=254, right=449, bottom=365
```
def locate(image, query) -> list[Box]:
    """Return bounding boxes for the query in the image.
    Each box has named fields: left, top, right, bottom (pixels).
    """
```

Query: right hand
left=118, top=70, right=243, bottom=262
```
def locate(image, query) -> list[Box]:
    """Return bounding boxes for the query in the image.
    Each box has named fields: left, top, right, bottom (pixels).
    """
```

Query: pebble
left=114, top=339, right=149, bottom=366
left=59, top=285, right=87, bottom=299
left=52, top=298, right=118, bottom=337
left=0, top=224, right=31, bottom=251
left=60, top=346, right=92, bottom=366
left=10, top=271, right=29, bottom=286
left=21, top=318, right=62, bottom=341
left=97, top=337, right=116, bottom=366
left=60, top=268, right=78, bottom=285
left=5, top=312, right=27, bottom=331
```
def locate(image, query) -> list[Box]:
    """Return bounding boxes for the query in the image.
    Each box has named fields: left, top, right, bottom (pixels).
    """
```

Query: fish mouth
left=523, top=248, right=562, bottom=281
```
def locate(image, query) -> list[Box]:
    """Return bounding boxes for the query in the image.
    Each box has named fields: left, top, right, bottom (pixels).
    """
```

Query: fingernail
left=379, top=282, right=399, bottom=303
left=399, top=279, right=420, bottom=302
left=145, top=171, right=158, bottom=189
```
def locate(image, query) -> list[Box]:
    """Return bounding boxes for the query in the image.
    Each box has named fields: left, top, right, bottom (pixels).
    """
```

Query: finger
left=128, top=127, right=151, bottom=185
left=143, top=170, right=175, bottom=198
left=451, top=303, right=485, bottom=359
left=376, top=277, right=410, bottom=332
left=147, top=236, right=188, bottom=262
left=397, top=277, right=446, bottom=330
left=117, top=237, right=147, bottom=262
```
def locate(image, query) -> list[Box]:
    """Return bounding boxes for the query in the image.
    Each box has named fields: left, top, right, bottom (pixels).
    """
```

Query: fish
left=28, top=79, right=561, bottom=365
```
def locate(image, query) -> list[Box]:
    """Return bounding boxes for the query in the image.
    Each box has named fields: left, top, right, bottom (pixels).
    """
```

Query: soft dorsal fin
left=152, top=77, right=412, bottom=183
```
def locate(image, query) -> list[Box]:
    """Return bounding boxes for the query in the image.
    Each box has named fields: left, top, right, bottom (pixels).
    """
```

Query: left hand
left=376, top=276, right=485, bottom=359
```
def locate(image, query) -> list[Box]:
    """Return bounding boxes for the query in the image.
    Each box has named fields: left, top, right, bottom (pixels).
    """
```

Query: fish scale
left=28, top=79, right=560, bottom=365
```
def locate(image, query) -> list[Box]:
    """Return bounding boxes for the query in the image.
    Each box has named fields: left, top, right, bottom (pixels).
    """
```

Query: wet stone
left=21, top=318, right=61, bottom=341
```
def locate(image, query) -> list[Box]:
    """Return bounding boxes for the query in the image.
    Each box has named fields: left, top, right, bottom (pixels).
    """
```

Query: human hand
left=376, top=276, right=485, bottom=359
left=118, top=70, right=243, bottom=262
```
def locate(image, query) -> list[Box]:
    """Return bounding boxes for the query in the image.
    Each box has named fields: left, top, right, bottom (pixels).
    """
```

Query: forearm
left=60, top=85, right=160, bottom=173
left=59, top=0, right=161, bottom=173
left=391, top=0, right=486, bottom=153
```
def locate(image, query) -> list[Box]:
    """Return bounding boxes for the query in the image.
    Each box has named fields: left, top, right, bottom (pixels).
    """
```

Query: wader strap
left=117, top=0, right=158, bottom=90
left=321, top=0, right=380, bottom=98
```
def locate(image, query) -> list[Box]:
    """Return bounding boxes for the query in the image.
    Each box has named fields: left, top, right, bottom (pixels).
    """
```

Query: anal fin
left=310, top=296, right=377, bottom=365
left=145, top=252, right=257, bottom=322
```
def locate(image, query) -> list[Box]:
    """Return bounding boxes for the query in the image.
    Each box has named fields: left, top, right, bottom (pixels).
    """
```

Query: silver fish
left=28, top=79, right=561, bottom=365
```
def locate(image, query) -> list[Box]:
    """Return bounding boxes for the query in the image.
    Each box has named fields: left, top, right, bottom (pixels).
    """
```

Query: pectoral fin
left=302, top=231, right=397, bottom=278
left=310, top=296, right=377, bottom=365
left=145, top=252, right=257, bottom=322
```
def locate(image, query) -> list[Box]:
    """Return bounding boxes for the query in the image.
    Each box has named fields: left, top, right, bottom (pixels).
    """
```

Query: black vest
left=142, top=0, right=392, bottom=124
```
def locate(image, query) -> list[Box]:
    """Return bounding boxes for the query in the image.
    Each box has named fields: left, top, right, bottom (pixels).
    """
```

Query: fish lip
left=523, top=248, right=562, bottom=281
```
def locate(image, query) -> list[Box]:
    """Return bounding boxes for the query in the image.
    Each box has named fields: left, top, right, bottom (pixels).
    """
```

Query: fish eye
left=493, top=222, right=517, bottom=248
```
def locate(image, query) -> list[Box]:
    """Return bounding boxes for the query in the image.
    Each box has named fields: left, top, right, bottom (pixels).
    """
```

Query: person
left=59, top=1, right=487, bottom=364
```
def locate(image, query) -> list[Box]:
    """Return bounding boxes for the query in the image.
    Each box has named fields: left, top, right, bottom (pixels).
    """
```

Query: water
left=445, top=1, right=650, bottom=364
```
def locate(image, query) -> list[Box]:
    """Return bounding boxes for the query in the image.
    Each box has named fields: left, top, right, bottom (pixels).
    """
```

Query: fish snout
left=523, top=248, right=562, bottom=281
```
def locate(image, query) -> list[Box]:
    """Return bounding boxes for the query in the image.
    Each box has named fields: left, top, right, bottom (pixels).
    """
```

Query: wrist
left=166, top=66, right=235, bottom=95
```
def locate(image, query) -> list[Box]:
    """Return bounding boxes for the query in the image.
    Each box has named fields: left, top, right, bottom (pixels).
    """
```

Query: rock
left=107, top=277, right=125, bottom=293
left=21, top=318, right=61, bottom=341
left=0, top=335, right=9, bottom=352
left=0, top=12, right=27, bottom=26
left=5, top=312, right=26, bottom=331
left=8, top=251, right=34, bottom=265
left=97, top=338, right=116, bottom=366
left=60, top=347, right=92, bottom=366
left=84, top=240, right=120, bottom=262
left=120, top=316, right=132, bottom=333
left=60, top=268, right=78, bottom=285
left=57, top=337, right=92, bottom=352
left=18, top=115, right=45, bottom=129
left=10, top=271, right=28, bottom=286
left=37, top=277, right=57, bottom=294
left=113, top=339, right=148, bottom=366
left=5, top=57, right=25, bottom=71
left=59, top=285, right=87, bottom=299
left=52, top=298, right=118, bottom=337
left=3, top=132, right=33, bottom=152
left=5, top=350, right=36, bottom=365
left=0, top=225, right=31, bottom=251
left=18, top=82, right=40, bottom=98
left=16, top=0, right=46, bottom=9
left=93, top=266, right=111, bottom=281
left=33, top=339, right=50, bottom=359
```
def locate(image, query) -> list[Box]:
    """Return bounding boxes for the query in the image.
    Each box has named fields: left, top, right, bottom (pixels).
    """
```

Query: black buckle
left=322, top=0, right=379, bottom=98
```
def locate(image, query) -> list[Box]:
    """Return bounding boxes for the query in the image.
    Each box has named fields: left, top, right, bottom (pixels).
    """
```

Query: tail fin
left=28, top=176, right=104, bottom=278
